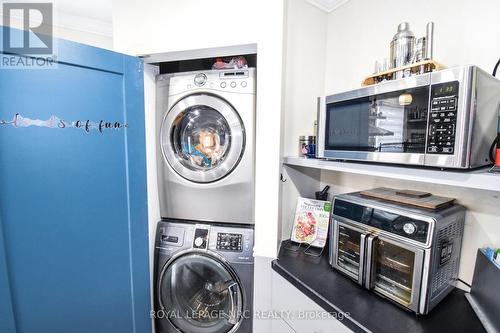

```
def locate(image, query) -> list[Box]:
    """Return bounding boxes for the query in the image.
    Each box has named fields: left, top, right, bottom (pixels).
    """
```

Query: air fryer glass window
left=336, top=225, right=363, bottom=278
left=373, top=240, right=415, bottom=305
left=171, top=106, right=231, bottom=172
left=159, top=253, right=241, bottom=333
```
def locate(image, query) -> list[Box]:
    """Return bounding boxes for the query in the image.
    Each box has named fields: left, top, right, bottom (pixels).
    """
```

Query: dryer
left=156, top=69, right=255, bottom=224
left=153, top=220, right=254, bottom=333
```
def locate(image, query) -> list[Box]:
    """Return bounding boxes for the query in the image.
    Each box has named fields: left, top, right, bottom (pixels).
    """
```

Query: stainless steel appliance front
left=156, top=69, right=256, bottom=224
left=318, top=65, right=500, bottom=169
left=329, top=192, right=465, bottom=314
left=154, top=220, right=254, bottom=333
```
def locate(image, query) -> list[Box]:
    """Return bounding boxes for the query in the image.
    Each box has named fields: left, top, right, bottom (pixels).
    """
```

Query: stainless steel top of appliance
left=331, top=191, right=465, bottom=248
left=317, top=65, right=500, bottom=169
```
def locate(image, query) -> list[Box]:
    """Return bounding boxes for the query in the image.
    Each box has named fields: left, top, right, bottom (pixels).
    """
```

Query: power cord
left=490, top=134, right=499, bottom=163
left=493, top=58, right=500, bottom=77
left=490, top=58, right=500, bottom=163
left=457, top=278, right=472, bottom=289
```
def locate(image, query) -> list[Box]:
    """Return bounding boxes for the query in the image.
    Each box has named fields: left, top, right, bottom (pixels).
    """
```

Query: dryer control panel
left=156, top=68, right=256, bottom=96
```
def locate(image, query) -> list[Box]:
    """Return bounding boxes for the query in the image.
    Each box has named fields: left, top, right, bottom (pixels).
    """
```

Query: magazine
left=290, top=197, right=331, bottom=248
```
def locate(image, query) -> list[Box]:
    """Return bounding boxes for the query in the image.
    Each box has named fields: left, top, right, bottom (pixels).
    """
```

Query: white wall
left=0, top=0, right=113, bottom=50
left=324, top=0, right=500, bottom=93
left=51, top=25, right=112, bottom=50
left=112, top=0, right=285, bottom=259
left=282, top=0, right=328, bottom=156
left=280, top=0, right=328, bottom=240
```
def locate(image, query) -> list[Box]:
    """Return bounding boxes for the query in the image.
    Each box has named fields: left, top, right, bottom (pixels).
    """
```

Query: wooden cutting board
left=360, top=187, right=455, bottom=210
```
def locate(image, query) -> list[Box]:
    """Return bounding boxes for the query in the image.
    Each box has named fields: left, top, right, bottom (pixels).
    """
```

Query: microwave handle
left=365, top=234, right=377, bottom=289
left=358, top=233, right=366, bottom=285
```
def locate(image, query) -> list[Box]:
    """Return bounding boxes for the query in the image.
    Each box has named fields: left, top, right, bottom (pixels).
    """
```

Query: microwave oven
left=317, top=65, right=500, bottom=169
left=329, top=192, right=465, bottom=314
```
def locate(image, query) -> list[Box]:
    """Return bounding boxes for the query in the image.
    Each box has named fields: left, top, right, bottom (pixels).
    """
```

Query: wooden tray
left=362, top=60, right=445, bottom=86
left=360, top=187, right=455, bottom=210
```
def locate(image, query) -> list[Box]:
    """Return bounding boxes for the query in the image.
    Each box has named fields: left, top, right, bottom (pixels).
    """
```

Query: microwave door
left=333, top=220, right=367, bottom=285
left=365, top=235, right=424, bottom=313
left=321, top=79, right=431, bottom=165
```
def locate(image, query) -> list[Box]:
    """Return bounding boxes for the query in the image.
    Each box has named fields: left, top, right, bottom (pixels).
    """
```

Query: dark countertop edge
left=272, top=259, right=368, bottom=333
left=271, top=240, right=485, bottom=333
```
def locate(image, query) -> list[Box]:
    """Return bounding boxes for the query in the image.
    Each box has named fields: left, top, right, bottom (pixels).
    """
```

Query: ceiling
left=306, top=0, right=350, bottom=12
left=53, top=0, right=112, bottom=37
left=54, top=0, right=112, bottom=22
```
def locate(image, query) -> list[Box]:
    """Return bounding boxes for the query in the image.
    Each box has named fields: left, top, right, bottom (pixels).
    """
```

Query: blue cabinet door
left=0, top=27, right=151, bottom=333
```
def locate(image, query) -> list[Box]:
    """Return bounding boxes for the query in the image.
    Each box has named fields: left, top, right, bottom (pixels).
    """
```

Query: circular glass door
left=160, top=94, right=245, bottom=183
left=159, top=252, right=244, bottom=333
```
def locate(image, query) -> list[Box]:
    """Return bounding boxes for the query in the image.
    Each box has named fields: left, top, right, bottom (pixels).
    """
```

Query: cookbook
left=290, top=197, right=331, bottom=248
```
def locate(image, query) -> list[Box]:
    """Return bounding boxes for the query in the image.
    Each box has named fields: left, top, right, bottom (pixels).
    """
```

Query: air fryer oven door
left=365, top=234, right=424, bottom=313
left=331, top=220, right=368, bottom=285
left=158, top=251, right=244, bottom=333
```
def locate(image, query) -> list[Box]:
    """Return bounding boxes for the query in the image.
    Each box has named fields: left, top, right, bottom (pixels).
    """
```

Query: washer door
left=158, top=252, right=244, bottom=333
left=160, top=93, right=245, bottom=183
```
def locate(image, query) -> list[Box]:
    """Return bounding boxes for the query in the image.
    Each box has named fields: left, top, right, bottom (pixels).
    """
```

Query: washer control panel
left=209, top=226, right=254, bottom=263
left=158, top=225, right=184, bottom=247
left=216, top=233, right=242, bottom=252
left=427, top=81, right=459, bottom=155
left=156, top=221, right=254, bottom=263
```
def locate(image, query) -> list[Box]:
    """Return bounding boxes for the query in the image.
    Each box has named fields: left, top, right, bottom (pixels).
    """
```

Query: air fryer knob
left=403, top=222, right=417, bottom=235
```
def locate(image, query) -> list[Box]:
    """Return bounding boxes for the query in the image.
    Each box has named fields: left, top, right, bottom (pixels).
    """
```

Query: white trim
left=283, top=156, right=500, bottom=193
left=1, top=8, right=112, bottom=37
left=141, top=44, right=258, bottom=64
left=306, top=0, right=350, bottom=13
left=55, top=10, right=112, bottom=37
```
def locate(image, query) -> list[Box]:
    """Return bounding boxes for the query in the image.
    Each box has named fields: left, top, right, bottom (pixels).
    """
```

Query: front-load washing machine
left=154, top=220, right=254, bottom=333
left=156, top=69, right=255, bottom=224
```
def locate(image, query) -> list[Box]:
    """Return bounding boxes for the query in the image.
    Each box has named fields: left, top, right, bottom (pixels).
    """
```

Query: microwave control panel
left=427, top=81, right=459, bottom=155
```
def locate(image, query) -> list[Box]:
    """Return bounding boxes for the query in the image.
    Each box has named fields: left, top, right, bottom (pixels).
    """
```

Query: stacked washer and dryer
left=154, top=68, right=256, bottom=333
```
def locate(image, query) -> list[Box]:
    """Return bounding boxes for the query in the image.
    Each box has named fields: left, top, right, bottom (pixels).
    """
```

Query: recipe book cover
left=291, top=197, right=331, bottom=248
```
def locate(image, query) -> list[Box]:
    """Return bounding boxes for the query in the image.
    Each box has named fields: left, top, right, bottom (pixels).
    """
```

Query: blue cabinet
left=0, top=27, right=151, bottom=333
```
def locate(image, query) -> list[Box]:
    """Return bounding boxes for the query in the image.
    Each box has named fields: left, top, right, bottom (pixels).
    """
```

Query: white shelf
left=283, top=156, right=500, bottom=193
